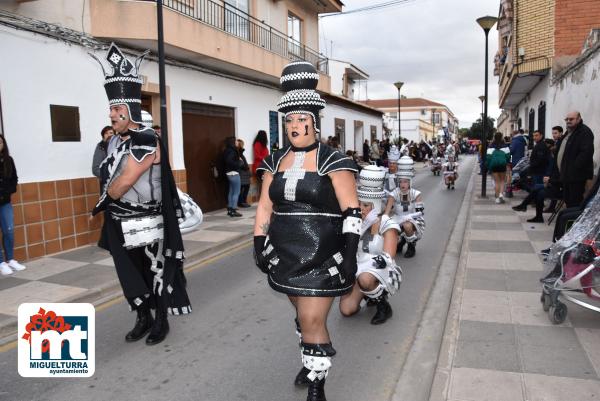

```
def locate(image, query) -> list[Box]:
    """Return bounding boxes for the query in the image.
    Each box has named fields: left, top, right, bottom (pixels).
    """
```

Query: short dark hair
left=552, top=126, right=563, bottom=133
left=518, top=129, right=524, bottom=135
left=533, top=130, right=542, bottom=135
left=100, top=125, right=112, bottom=138
left=152, top=125, right=160, bottom=130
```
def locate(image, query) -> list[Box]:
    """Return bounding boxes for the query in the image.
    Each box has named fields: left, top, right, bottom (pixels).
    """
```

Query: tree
left=458, top=128, right=470, bottom=139
left=468, top=117, right=496, bottom=140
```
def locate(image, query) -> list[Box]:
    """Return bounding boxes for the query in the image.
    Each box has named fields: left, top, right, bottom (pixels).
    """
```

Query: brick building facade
left=554, top=0, right=600, bottom=70
left=494, top=0, right=600, bottom=143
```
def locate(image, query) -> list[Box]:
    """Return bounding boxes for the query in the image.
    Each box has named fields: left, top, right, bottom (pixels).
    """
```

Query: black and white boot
left=294, top=317, right=312, bottom=386
left=146, top=303, right=169, bottom=345
left=371, top=293, right=392, bottom=325
left=396, top=237, right=406, bottom=255
left=125, top=303, right=153, bottom=342
left=404, top=242, right=416, bottom=258
left=301, top=342, right=335, bottom=401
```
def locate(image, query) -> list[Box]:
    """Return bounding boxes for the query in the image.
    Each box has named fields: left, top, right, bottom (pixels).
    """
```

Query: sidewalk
left=0, top=206, right=256, bottom=344
left=430, top=172, right=600, bottom=401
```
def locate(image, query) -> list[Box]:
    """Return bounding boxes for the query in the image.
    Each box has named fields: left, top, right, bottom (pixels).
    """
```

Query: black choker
left=291, top=142, right=319, bottom=152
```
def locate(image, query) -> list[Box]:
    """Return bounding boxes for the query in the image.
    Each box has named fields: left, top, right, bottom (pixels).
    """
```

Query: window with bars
left=287, top=13, right=302, bottom=56
left=225, top=0, right=249, bottom=39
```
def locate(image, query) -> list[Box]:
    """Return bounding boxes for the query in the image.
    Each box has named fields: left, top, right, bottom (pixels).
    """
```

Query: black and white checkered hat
left=92, top=43, right=149, bottom=124
left=357, top=165, right=386, bottom=213
left=396, top=156, right=415, bottom=182
left=277, top=61, right=325, bottom=132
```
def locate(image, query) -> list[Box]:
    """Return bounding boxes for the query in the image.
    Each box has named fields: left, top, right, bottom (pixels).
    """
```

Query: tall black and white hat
left=277, top=61, right=325, bottom=132
left=92, top=43, right=149, bottom=124
left=388, top=145, right=401, bottom=164
left=357, top=165, right=387, bottom=213
left=396, top=156, right=415, bottom=183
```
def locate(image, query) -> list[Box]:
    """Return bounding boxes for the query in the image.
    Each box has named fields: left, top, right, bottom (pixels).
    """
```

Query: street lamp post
left=431, top=108, right=436, bottom=142
left=478, top=95, right=485, bottom=121
left=394, top=81, right=404, bottom=141
left=476, top=15, right=498, bottom=198
left=157, top=0, right=169, bottom=152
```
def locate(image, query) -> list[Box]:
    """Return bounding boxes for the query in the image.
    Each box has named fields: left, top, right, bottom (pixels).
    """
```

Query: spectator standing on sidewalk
left=512, top=130, right=552, bottom=222
left=558, top=111, right=595, bottom=207
left=237, top=139, right=251, bottom=208
left=363, top=139, right=370, bottom=163
left=543, top=126, right=564, bottom=213
left=92, top=126, right=114, bottom=178
left=252, top=130, right=269, bottom=198
left=506, top=129, right=527, bottom=198
left=370, top=138, right=382, bottom=166
left=223, top=136, right=243, bottom=217
left=0, top=135, right=26, bottom=276
left=330, top=136, right=343, bottom=153
left=486, top=132, right=511, bottom=204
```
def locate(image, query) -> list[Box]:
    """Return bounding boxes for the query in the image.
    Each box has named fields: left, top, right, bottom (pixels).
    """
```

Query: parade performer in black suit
left=92, top=43, right=191, bottom=345
left=254, top=61, right=360, bottom=401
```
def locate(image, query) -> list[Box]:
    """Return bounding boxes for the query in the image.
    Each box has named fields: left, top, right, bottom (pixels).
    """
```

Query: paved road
left=0, top=156, right=475, bottom=401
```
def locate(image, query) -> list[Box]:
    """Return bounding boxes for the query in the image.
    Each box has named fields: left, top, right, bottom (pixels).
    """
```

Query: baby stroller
left=540, top=192, right=600, bottom=324
left=509, top=156, right=530, bottom=192
left=430, top=157, right=442, bottom=176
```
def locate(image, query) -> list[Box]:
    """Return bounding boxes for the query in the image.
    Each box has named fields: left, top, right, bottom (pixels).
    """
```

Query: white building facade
left=0, top=0, right=357, bottom=260
left=362, top=98, right=459, bottom=143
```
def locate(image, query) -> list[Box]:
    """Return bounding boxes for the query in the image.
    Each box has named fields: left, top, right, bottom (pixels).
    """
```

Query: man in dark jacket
left=558, top=112, right=595, bottom=207
left=528, top=130, right=552, bottom=181
left=363, top=139, right=370, bottom=163
left=512, top=130, right=552, bottom=222
left=542, top=126, right=564, bottom=213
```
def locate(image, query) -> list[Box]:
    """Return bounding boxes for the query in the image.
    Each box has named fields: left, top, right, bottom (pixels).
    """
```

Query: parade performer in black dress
left=91, top=43, right=191, bottom=345
left=254, top=61, right=360, bottom=401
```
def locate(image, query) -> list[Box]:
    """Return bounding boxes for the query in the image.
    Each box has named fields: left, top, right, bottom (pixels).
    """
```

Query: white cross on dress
left=283, top=152, right=307, bottom=201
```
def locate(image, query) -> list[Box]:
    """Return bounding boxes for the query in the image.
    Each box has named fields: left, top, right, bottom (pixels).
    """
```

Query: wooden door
left=182, top=101, right=234, bottom=212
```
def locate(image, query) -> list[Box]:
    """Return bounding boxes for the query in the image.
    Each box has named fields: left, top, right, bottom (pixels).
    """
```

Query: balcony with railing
left=88, top=0, right=331, bottom=90
left=162, top=0, right=328, bottom=74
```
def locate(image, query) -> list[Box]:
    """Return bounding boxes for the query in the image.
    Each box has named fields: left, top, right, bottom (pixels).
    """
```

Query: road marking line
left=0, top=240, right=252, bottom=354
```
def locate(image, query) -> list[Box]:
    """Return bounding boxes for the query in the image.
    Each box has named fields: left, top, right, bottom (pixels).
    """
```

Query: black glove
left=341, top=233, right=359, bottom=277
left=341, top=207, right=361, bottom=277
left=92, top=192, right=114, bottom=216
left=253, top=235, right=270, bottom=274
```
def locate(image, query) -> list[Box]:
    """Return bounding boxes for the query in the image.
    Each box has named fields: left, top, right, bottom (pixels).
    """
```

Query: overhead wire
left=319, top=0, right=420, bottom=18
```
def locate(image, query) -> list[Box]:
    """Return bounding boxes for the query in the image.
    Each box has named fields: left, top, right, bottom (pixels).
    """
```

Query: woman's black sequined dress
left=258, top=143, right=358, bottom=296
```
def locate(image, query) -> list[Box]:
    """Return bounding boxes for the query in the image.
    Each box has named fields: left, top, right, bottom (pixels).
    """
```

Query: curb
left=391, top=164, right=476, bottom=401
left=0, top=230, right=252, bottom=347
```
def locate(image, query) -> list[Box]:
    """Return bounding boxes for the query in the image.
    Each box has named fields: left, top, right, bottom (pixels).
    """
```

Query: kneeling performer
left=339, top=165, right=402, bottom=324
left=442, top=154, right=459, bottom=189
left=384, top=156, right=425, bottom=258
